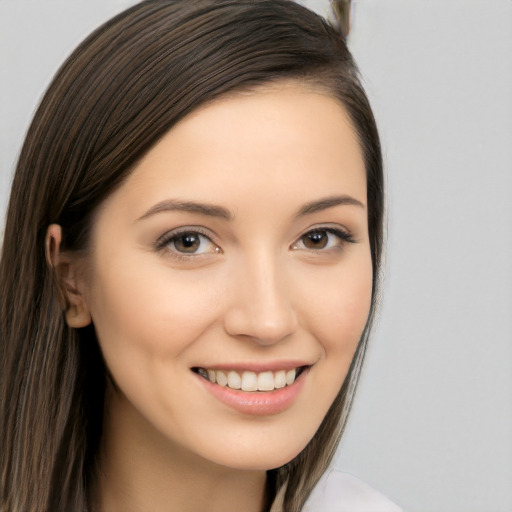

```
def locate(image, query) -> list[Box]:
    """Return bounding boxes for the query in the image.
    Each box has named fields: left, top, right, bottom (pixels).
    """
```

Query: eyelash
left=155, top=227, right=221, bottom=259
left=291, top=227, right=356, bottom=252
left=155, top=225, right=356, bottom=259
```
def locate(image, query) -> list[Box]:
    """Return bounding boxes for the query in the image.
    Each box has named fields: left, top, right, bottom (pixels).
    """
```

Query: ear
left=45, top=224, right=92, bottom=328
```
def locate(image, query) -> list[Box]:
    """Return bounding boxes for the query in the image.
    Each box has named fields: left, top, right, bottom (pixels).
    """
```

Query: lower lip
left=195, top=369, right=309, bottom=416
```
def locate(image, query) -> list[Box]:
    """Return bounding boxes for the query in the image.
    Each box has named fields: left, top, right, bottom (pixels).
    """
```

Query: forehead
left=104, top=81, right=367, bottom=218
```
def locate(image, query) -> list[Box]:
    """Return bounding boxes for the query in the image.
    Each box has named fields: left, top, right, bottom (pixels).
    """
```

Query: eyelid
left=290, top=224, right=356, bottom=251
left=155, top=226, right=221, bottom=255
left=154, top=223, right=355, bottom=258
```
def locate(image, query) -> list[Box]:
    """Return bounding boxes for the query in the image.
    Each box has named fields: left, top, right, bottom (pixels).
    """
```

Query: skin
left=49, top=81, right=372, bottom=512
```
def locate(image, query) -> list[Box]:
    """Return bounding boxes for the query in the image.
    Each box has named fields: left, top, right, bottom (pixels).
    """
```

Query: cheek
left=299, top=254, right=373, bottom=355
left=86, top=259, right=224, bottom=362
left=85, top=263, right=227, bottom=434
left=302, top=258, right=373, bottom=414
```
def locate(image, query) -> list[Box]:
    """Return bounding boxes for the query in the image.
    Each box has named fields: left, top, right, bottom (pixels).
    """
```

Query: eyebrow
left=137, top=199, right=233, bottom=221
left=137, top=194, right=365, bottom=222
left=296, top=195, right=365, bottom=216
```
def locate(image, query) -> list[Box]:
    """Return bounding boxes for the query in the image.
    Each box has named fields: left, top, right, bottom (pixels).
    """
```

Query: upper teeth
left=198, top=368, right=297, bottom=391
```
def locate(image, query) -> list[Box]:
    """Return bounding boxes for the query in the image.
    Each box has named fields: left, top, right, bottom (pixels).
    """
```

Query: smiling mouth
left=192, top=366, right=308, bottom=392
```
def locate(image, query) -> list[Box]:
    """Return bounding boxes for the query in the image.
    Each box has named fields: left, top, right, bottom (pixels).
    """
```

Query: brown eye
left=302, top=230, right=329, bottom=249
left=291, top=227, right=355, bottom=252
left=159, top=229, right=221, bottom=256
left=173, top=232, right=201, bottom=253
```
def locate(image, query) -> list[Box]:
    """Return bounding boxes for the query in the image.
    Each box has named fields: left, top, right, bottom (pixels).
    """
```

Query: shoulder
left=303, top=470, right=403, bottom=512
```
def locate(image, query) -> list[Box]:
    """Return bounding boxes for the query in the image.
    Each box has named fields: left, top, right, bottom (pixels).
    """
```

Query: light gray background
left=1, top=1, right=511, bottom=511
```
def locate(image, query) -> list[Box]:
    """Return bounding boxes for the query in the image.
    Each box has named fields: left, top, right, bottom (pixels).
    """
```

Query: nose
left=223, top=253, right=298, bottom=346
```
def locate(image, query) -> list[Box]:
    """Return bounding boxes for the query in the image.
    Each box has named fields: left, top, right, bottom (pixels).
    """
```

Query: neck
left=93, top=386, right=268, bottom=512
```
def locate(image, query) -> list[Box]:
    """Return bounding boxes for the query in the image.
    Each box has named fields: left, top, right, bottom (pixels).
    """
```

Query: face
left=78, top=82, right=372, bottom=471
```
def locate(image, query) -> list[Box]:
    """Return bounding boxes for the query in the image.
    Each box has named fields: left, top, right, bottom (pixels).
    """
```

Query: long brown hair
left=0, top=1, right=383, bottom=511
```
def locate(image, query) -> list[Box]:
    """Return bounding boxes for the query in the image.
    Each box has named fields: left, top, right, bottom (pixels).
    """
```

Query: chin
left=195, top=431, right=315, bottom=472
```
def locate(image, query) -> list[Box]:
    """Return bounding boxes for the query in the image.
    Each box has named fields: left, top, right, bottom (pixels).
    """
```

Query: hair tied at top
left=331, top=0, right=352, bottom=37
left=295, top=0, right=352, bottom=37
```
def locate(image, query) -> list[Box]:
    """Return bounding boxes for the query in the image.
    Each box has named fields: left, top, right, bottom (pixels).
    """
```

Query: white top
left=303, top=470, right=403, bottom=512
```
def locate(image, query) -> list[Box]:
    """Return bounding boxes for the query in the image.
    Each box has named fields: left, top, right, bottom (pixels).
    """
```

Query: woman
left=0, top=1, right=400, bottom=511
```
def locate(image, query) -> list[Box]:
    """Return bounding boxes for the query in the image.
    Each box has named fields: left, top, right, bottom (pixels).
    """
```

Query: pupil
left=176, top=233, right=200, bottom=252
left=305, top=231, right=327, bottom=249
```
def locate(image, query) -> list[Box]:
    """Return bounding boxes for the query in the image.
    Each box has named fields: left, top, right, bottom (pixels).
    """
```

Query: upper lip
left=191, top=360, right=313, bottom=373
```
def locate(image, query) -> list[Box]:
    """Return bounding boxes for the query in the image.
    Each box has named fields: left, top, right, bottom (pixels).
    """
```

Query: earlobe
left=45, top=224, right=92, bottom=328
left=65, top=304, right=93, bottom=329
